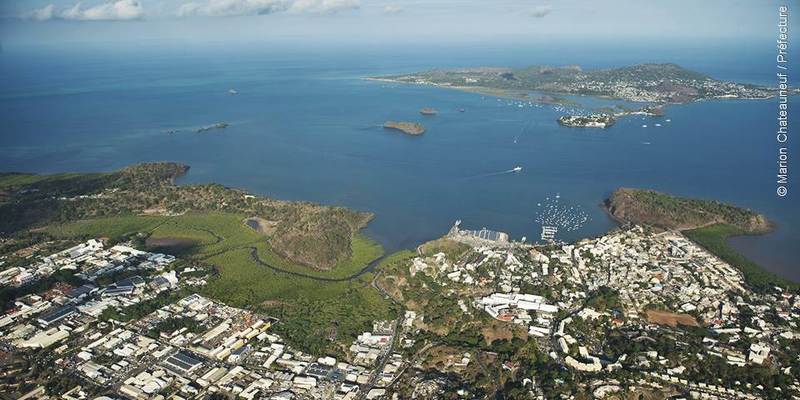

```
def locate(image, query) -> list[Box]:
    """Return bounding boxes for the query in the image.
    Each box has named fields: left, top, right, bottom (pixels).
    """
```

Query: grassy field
left=47, top=211, right=401, bottom=354
left=48, top=215, right=168, bottom=241
left=419, top=237, right=471, bottom=260
left=683, top=224, right=799, bottom=292
left=201, top=243, right=395, bottom=355
left=150, top=213, right=261, bottom=256
left=150, top=219, right=224, bottom=247
left=0, top=172, right=107, bottom=189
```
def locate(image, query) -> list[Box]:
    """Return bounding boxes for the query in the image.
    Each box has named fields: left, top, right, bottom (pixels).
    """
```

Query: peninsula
left=604, top=188, right=791, bottom=291
left=0, top=162, right=371, bottom=270
left=604, top=188, right=771, bottom=233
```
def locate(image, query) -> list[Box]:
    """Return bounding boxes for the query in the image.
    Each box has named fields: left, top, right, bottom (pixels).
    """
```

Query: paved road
left=355, top=272, right=406, bottom=399
left=357, top=316, right=402, bottom=399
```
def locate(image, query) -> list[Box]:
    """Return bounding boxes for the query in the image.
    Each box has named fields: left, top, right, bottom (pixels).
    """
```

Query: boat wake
left=357, top=124, right=386, bottom=131
left=464, top=166, right=522, bottom=179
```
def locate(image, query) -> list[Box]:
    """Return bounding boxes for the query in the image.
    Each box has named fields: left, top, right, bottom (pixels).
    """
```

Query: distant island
left=383, top=121, right=425, bottom=135
left=558, top=114, right=615, bottom=128
left=371, top=63, right=775, bottom=104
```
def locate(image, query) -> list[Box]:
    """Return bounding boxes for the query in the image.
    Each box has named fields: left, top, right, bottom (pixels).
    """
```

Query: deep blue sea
left=0, top=42, right=797, bottom=280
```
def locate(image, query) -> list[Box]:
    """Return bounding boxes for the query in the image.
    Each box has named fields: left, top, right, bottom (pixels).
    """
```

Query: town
left=373, top=224, right=800, bottom=399
left=0, top=238, right=415, bottom=399
left=1, top=221, right=798, bottom=399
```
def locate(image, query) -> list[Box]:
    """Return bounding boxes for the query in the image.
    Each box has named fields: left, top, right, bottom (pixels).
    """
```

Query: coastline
left=601, top=195, right=796, bottom=290
left=364, top=75, right=782, bottom=106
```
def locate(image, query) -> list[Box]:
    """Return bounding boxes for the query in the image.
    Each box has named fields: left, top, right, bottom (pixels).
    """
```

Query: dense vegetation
left=584, top=286, right=621, bottom=312
left=200, top=242, right=400, bottom=355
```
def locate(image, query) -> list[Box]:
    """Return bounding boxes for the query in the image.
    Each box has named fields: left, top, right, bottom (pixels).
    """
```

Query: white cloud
left=529, top=5, right=552, bottom=18
left=178, top=0, right=289, bottom=17
left=63, top=0, right=144, bottom=20
left=177, top=0, right=359, bottom=17
left=27, top=0, right=144, bottom=21
left=288, top=0, right=359, bottom=14
left=28, top=4, right=56, bottom=21
left=383, top=5, right=402, bottom=14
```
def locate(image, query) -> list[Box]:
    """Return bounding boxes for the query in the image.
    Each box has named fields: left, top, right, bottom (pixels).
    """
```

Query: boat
left=419, top=107, right=438, bottom=115
left=512, top=166, right=522, bottom=172
left=228, top=89, right=238, bottom=95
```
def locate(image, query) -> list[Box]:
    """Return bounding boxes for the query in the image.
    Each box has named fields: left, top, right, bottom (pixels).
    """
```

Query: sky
left=0, top=0, right=796, bottom=48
